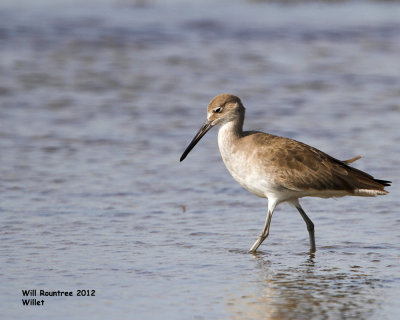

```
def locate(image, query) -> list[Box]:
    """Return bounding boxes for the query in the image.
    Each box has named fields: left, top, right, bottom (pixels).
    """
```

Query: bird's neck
left=218, top=116, right=244, bottom=147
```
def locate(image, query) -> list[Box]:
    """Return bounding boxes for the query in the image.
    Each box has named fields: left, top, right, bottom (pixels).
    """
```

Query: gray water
left=1, top=0, right=400, bottom=319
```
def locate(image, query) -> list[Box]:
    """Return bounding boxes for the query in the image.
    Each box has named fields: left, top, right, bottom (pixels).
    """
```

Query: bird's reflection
left=226, top=252, right=380, bottom=320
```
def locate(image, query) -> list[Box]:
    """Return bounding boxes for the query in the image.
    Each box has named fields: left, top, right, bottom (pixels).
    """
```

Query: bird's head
left=180, top=94, right=244, bottom=162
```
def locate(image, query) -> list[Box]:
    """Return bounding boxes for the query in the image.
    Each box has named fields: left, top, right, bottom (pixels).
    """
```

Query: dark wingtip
left=375, top=179, right=391, bottom=187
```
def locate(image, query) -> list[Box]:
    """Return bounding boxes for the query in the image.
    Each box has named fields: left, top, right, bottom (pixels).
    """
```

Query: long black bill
left=180, top=120, right=214, bottom=162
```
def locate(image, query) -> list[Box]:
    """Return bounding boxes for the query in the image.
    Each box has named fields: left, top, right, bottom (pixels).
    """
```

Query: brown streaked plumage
left=180, top=94, right=391, bottom=253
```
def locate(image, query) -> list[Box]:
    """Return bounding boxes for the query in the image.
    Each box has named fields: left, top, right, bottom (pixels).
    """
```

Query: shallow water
left=1, top=0, right=400, bottom=319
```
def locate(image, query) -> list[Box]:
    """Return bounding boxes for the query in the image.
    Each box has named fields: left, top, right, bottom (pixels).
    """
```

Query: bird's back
left=237, top=131, right=390, bottom=198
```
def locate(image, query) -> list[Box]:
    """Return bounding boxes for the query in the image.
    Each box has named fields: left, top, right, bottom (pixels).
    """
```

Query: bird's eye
left=214, top=107, right=222, bottom=113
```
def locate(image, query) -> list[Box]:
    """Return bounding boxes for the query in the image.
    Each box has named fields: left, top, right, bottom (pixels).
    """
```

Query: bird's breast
left=217, top=126, right=273, bottom=198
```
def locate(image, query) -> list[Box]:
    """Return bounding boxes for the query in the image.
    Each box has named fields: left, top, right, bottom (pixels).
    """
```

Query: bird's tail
left=338, top=155, right=391, bottom=196
left=346, top=167, right=391, bottom=196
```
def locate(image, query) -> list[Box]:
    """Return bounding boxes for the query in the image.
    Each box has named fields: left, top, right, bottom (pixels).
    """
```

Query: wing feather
left=250, top=133, right=389, bottom=193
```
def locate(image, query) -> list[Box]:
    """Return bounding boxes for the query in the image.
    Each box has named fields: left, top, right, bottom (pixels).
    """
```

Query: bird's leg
left=249, top=210, right=273, bottom=253
left=295, top=204, right=316, bottom=252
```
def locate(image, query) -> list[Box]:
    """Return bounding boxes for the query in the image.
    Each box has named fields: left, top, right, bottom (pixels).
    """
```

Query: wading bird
left=180, top=94, right=391, bottom=253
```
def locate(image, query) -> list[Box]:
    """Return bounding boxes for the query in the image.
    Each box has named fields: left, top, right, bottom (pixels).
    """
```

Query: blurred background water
left=0, top=0, right=399, bottom=319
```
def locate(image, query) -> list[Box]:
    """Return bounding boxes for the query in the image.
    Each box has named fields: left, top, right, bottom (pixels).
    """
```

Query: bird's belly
left=232, top=173, right=269, bottom=198
left=220, top=152, right=272, bottom=198
left=228, top=167, right=303, bottom=202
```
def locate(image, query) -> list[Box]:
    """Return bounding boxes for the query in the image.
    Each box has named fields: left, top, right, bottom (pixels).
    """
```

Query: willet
left=180, top=94, right=391, bottom=253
